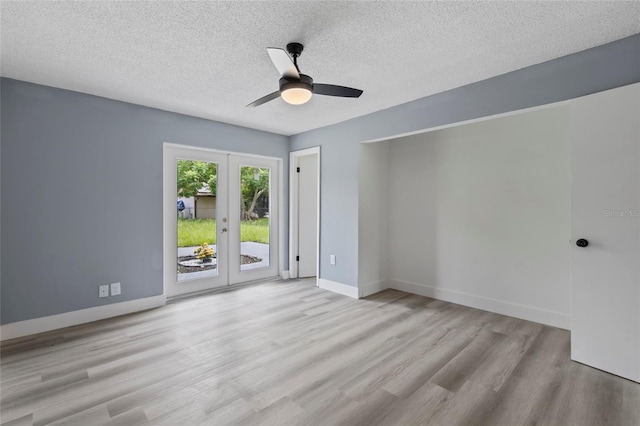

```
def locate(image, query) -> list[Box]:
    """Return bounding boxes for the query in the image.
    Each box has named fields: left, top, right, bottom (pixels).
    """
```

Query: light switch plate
left=110, top=282, right=121, bottom=296
left=330, top=255, right=336, bottom=265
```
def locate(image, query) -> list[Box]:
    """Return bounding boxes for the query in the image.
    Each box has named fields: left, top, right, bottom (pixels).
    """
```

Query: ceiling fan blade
left=313, top=84, right=363, bottom=98
left=247, top=91, right=281, bottom=108
left=267, top=48, right=300, bottom=79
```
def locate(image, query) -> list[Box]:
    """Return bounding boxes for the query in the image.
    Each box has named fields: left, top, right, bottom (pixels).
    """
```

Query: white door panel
left=164, top=146, right=229, bottom=297
left=298, top=155, right=318, bottom=278
left=570, top=83, right=640, bottom=382
left=228, top=155, right=279, bottom=284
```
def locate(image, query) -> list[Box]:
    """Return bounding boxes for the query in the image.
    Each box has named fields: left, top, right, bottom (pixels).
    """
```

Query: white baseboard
left=359, top=280, right=390, bottom=298
left=0, top=294, right=167, bottom=341
left=389, top=279, right=570, bottom=330
left=318, top=278, right=359, bottom=299
left=281, top=270, right=290, bottom=280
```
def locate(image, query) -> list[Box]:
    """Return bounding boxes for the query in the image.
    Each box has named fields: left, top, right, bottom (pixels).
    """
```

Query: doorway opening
left=164, top=144, right=281, bottom=298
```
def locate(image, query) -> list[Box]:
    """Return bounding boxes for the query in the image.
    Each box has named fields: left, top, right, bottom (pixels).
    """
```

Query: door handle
left=576, top=239, right=589, bottom=248
left=221, top=227, right=228, bottom=233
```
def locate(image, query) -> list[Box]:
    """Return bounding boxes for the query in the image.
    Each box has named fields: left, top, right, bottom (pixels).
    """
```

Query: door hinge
left=296, top=167, right=300, bottom=173
left=296, top=256, right=300, bottom=261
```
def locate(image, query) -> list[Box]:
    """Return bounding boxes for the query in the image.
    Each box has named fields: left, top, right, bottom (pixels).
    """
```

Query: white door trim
left=289, top=147, right=321, bottom=284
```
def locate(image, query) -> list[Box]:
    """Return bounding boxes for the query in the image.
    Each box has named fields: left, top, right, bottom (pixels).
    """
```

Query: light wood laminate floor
left=1, top=279, right=638, bottom=426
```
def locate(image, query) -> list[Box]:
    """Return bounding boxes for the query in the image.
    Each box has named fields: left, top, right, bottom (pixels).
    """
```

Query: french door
left=164, top=144, right=280, bottom=297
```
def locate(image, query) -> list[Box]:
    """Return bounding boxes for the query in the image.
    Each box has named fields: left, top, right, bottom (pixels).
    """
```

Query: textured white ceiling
left=2, top=1, right=639, bottom=136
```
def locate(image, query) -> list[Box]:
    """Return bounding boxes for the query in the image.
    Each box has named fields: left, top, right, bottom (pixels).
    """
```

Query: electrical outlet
left=330, top=254, right=336, bottom=265
left=99, top=285, right=109, bottom=298
left=110, top=282, right=121, bottom=296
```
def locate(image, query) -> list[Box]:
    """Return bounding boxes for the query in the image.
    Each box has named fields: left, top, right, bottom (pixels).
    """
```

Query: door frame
left=163, top=143, right=284, bottom=298
left=289, top=146, right=321, bottom=283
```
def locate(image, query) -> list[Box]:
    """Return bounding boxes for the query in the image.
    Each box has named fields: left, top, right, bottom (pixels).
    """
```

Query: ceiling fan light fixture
left=279, top=75, right=314, bottom=105
left=281, top=87, right=312, bottom=105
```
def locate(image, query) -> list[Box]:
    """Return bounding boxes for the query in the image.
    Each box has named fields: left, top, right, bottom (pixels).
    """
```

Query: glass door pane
left=239, top=166, right=271, bottom=272
left=176, top=159, right=219, bottom=281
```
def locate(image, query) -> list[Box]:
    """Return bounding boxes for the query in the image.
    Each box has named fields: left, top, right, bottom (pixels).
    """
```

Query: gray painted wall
left=291, top=33, right=640, bottom=288
left=1, top=79, right=289, bottom=324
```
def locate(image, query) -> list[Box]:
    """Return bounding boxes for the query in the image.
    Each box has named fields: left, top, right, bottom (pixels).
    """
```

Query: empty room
left=1, top=1, right=639, bottom=425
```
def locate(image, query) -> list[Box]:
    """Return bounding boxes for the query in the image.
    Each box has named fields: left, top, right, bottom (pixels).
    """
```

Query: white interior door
left=228, top=155, right=279, bottom=284
left=297, top=154, right=318, bottom=277
left=570, top=83, right=640, bottom=382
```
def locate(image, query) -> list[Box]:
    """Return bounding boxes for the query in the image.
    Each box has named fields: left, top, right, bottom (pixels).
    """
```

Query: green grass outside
left=177, top=218, right=269, bottom=247
left=239, top=218, right=270, bottom=246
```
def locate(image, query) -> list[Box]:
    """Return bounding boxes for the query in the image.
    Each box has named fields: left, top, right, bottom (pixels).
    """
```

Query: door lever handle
left=221, top=227, right=228, bottom=233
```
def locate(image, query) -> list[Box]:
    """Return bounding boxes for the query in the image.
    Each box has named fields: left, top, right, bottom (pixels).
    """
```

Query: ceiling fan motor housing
left=279, top=74, right=314, bottom=93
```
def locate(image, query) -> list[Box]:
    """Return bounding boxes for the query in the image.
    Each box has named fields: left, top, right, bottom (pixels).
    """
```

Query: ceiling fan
left=247, top=42, right=363, bottom=107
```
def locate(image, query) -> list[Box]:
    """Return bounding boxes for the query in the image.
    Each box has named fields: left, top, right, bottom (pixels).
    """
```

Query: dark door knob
left=576, top=239, right=589, bottom=248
